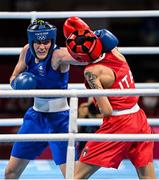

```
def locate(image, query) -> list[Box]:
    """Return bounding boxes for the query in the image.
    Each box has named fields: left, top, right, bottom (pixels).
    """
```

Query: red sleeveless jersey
left=85, top=52, right=139, bottom=110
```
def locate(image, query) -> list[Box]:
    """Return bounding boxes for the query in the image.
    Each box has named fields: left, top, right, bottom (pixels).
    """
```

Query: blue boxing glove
left=94, top=29, right=119, bottom=52
left=11, top=72, right=37, bottom=90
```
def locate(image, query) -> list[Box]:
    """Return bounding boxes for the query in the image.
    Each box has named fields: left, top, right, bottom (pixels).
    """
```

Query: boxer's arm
left=52, top=47, right=88, bottom=70
left=10, top=45, right=28, bottom=84
left=84, top=66, right=114, bottom=117
left=60, top=48, right=88, bottom=65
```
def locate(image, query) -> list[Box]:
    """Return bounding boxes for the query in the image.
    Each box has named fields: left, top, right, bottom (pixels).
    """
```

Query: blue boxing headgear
left=27, top=19, right=57, bottom=59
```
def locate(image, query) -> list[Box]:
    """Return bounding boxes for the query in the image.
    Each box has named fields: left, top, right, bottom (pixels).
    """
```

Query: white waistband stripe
left=33, top=97, right=70, bottom=112
left=112, top=104, right=140, bottom=116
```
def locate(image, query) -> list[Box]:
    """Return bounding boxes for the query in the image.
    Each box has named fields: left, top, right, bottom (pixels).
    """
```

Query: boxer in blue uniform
left=4, top=19, right=79, bottom=179
left=5, top=18, right=119, bottom=179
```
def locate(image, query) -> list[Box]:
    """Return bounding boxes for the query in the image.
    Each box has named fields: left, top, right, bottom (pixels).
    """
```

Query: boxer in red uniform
left=55, top=16, right=156, bottom=179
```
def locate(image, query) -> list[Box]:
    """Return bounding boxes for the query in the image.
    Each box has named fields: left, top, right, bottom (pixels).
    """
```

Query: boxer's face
left=33, top=40, right=51, bottom=60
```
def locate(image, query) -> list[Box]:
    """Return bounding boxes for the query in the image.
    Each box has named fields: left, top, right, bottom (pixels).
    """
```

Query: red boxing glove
left=63, top=16, right=90, bottom=38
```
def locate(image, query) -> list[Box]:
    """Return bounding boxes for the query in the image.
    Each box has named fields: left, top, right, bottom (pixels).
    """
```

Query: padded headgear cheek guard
left=27, top=19, right=57, bottom=59
left=66, top=29, right=102, bottom=63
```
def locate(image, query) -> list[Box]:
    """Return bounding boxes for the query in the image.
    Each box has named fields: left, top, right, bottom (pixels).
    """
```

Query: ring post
left=66, top=97, right=78, bottom=179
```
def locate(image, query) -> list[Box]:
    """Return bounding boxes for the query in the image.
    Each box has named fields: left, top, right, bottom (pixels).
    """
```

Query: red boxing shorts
left=79, top=108, right=154, bottom=169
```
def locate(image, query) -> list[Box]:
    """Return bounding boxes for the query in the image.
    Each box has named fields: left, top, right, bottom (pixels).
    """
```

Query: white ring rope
left=0, top=118, right=158, bottom=126
left=1, top=83, right=159, bottom=90
left=68, top=83, right=159, bottom=89
left=78, top=118, right=159, bottom=126
left=0, top=89, right=159, bottom=98
left=0, top=47, right=21, bottom=55
left=0, top=134, right=158, bottom=142
left=0, top=10, right=159, bottom=19
left=0, top=47, right=159, bottom=55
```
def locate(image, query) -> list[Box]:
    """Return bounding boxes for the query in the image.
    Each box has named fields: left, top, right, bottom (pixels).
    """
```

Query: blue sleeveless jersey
left=11, top=48, right=79, bottom=164
left=25, top=48, right=69, bottom=89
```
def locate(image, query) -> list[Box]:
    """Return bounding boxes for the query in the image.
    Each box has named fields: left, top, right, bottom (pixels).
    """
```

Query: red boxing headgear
left=66, top=29, right=102, bottom=63
left=63, top=16, right=90, bottom=38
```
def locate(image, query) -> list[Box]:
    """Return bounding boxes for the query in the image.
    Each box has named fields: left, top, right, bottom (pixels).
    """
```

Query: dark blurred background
left=0, top=0, right=159, bottom=159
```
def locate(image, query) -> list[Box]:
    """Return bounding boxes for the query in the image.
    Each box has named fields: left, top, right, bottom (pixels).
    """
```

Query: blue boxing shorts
left=11, top=107, right=78, bottom=165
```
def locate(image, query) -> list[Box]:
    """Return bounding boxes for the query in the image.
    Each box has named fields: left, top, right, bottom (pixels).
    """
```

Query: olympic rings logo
left=37, top=35, right=47, bottom=41
left=35, top=32, right=49, bottom=41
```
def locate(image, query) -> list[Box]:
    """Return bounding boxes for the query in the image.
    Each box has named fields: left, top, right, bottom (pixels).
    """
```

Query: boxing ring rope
left=1, top=83, right=159, bottom=90
left=68, top=83, right=159, bottom=89
left=0, top=134, right=158, bottom=142
left=1, top=47, right=159, bottom=55
left=0, top=118, right=158, bottom=126
left=0, top=10, right=159, bottom=19
left=0, top=89, right=159, bottom=98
